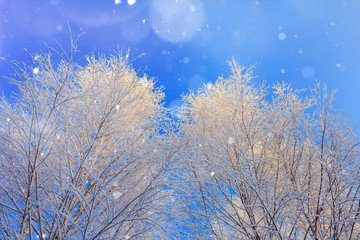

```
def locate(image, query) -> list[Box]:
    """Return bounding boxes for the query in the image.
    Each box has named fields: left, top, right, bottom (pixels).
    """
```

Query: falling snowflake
left=183, top=56, right=190, bottom=64
left=114, top=0, right=121, bottom=4
left=127, top=0, right=136, bottom=5
left=6, top=118, right=10, bottom=122
left=281, top=69, right=285, bottom=74
left=189, top=4, right=196, bottom=12
left=140, top=78, right=148, bottom=86
left=227, top=137, right=235, bottom=145
left=33, top=67, right=40, bottom=74
left=113, top=191, right=122, bottom=199
left=56, top=24, right=63, bottom=32
left=210, top=171, right=215, bottom=176
left=116, top=104, right=120, bottom=110
left=278, top=32, right=286, bottom=40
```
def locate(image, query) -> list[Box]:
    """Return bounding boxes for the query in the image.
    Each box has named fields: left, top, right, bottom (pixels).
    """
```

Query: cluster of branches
left=0, top=45, right=178, bottom=239
left=176, top=62, right=360, bottom=239
left=0, top=46, right=359, bottom=240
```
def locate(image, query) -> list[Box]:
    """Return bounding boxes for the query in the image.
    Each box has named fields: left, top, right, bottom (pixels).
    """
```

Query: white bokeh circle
left=150, top=0, right=204, bottom=43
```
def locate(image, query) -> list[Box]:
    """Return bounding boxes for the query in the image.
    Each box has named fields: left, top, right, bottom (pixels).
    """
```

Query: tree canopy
left=0, top=50, right=359, bottom=239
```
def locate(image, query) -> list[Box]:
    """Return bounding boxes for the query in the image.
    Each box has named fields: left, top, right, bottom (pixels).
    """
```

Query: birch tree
left=0, top=47, right=174, bottom=239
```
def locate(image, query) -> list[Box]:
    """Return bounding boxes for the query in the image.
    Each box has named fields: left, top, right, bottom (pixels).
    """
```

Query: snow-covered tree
left=1, top=46, right=359, bottom=239
left=0, top=46, right=174, bottom=239
left=177, top=60, right=360, bottom=239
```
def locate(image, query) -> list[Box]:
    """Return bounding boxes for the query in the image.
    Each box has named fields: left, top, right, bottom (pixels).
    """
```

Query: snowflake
left=140, top=78, right=148, bottom=86
left=127, top=0, right=136, bottom=6
left=189, top=4, right=196, bottom=12
left=278, top=32, right=286, bottom=40
left=113, top=191, right=122, bottom=199
left=183, top=56, right=190, bottom=64
left=227, top=137, right=235, bottom=145
left=33, top=67, right=40, bottom=74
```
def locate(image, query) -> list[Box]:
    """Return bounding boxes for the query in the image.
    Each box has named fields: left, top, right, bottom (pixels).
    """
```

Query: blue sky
left=0, top=0, right=359, bottom=126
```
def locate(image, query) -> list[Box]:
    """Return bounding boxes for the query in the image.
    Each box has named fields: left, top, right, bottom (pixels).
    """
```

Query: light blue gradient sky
left=0, top=0, right=359, bottom=125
